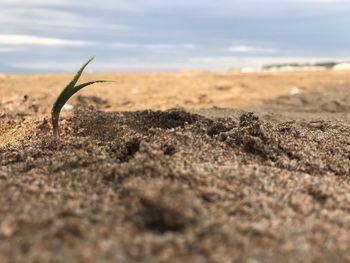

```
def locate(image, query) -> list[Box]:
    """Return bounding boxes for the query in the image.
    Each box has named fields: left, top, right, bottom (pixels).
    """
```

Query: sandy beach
left=1, top=70, right=350, bottom=262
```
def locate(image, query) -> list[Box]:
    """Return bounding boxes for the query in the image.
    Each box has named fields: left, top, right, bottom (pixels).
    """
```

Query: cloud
left=0, top=33, right=195, bottom=52
left=110, top=43, right=196, bottom=50
left=0, top=3, right=129, bottom=36
left=0, top=34, right=92, bottom=46
left=1, top=0, right=350, bottom=73
left=0, top=46, right=26, bottom=52
left=7, top=59, right=185, bottom=72
left=228, top=45, right=277, bottom=54
left=0, top=6, right=83, bottom=29
left=293, top=0, right=342, bottom=3
left=0, top=0, right=73, bottom=5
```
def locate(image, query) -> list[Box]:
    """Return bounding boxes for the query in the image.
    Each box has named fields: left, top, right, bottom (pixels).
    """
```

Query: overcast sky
left=0, top=0, right=350, bottom=72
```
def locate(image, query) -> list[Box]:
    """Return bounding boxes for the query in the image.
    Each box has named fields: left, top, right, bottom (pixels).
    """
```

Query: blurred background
left=0, top=0, right=350, bottom=72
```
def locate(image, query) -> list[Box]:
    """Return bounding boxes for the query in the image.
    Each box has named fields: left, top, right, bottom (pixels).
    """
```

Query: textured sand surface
left=0, top=71, right=350, bottom=262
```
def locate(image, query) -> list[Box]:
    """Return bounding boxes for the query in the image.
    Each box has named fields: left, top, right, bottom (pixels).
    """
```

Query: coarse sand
left=0, top=71, right=350, bottom=262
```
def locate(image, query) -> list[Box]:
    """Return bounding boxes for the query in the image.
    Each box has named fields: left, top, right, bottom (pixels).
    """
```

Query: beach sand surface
left=1, top=71, right=350, bottom=262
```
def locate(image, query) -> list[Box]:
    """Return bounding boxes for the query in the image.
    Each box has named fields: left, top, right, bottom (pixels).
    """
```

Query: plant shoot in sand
left=51, top=56, right=112, bottom=140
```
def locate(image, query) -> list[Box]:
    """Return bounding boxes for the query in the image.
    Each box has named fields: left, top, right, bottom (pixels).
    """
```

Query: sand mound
left=0, top=106, right=349, bottom=262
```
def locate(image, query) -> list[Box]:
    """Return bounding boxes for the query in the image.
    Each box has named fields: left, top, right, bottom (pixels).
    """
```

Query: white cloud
left=0, top=6, right=84, bottom=28
left=1, top=0, right=349, bottom=73
left=110, top=43, right=196, bottom=50
left=7, top=59, right=184, bottom=72
left=0, top=3, right=129, bottom=36
left=0, top=33, right=195, bottom=52
left=0, top=46, right=26, bottom=52
left=0, top=34, right=92, bottom=46
left=228, top=45, right=277, bottom=54
left=293, top=0, right=342, bottom=3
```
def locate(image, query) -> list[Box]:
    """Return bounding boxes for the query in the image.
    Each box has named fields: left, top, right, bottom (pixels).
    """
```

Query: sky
left=0, top=0, right=350, bottom=72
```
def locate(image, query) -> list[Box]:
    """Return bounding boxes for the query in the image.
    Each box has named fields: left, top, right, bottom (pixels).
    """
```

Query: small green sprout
left=51, top=56, right=112, bottom=140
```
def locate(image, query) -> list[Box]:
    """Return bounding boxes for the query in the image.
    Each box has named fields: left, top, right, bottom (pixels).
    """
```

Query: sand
left=0, top=71, right=350, bottom=262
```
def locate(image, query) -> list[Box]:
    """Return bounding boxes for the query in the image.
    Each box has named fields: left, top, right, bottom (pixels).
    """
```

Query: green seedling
left=51, top=56, right=112, bottom=140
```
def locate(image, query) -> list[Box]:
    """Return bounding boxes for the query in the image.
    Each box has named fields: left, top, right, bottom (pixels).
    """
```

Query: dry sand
left=0, top=71, right=350, bottom=262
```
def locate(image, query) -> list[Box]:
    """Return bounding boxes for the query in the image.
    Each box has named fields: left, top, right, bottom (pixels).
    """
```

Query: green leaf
left=51, top=56, right=96, bottom=120
left=51, top=56, right=113, bottom=140
left=74, top=80, right=114, bottom=94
